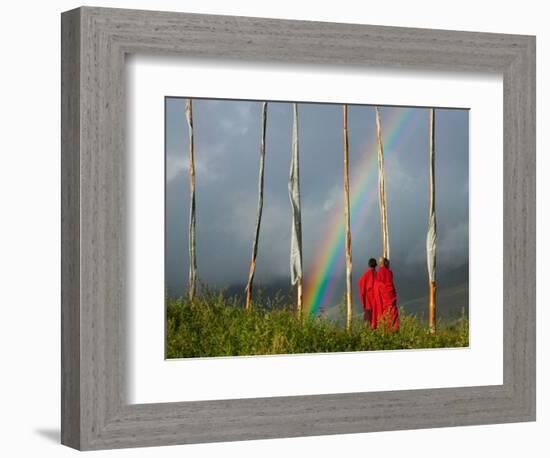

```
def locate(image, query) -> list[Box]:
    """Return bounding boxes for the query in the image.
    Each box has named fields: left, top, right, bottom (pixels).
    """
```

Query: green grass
left=166, top=290, right=469, bottom=359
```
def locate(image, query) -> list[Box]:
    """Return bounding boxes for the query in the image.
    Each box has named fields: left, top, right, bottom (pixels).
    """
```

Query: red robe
left=358, top=269, right=376, bottom=327
left=373, top=265, right=399, bottom=331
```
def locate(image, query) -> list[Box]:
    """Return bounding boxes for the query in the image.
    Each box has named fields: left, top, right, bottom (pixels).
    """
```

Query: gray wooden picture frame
left=61, top=6, right=536, bottom=451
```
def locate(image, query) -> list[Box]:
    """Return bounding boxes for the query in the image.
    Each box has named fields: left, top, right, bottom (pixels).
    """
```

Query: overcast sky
left=165, top=98, right=469, bottom=314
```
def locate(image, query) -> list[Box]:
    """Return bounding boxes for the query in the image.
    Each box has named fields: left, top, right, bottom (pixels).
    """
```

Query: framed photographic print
left=61, top=6, right=536, bottom=450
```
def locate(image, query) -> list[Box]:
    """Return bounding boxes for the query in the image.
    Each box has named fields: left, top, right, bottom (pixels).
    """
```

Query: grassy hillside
left=166, top=290, right=469, bottom=359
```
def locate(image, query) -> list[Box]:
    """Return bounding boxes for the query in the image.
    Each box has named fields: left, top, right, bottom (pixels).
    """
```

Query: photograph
left=164, top=98, right=470, bottom=359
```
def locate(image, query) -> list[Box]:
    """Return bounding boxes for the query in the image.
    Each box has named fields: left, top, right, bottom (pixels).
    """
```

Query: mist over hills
left=390, top=261, right=469, bottom=321
left=168, top=261, right=468, bottom=323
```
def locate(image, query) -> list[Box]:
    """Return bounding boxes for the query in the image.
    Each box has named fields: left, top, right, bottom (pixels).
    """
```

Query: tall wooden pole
left=185, top=99, right=197, bottom=301
left=289, top=103, right=303, bottom=320
left=375, top=107, right=390, bottom=259
left=343, top=104, right=353, bottom=330
left=427, top=108, right=437, bottom=334
left=245, top=102, right=268, bottom=310
left=297, top=280, right=303, bottom=320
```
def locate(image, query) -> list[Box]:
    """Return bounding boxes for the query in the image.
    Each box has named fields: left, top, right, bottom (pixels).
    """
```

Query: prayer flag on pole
left=375, top=107, right=390, bottom=260
left=343, top=104, right=353, bottom=330
left=245, top=102, right=268, bottom=309
left=427, top=108, right=437, bottom=334
left=185, top=99, right=197, bottom=301
left=289, top=103, right=303, bottom=318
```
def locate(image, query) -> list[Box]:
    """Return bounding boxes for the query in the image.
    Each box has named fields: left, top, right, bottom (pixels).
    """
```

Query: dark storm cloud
left=165, top=97, right=468, bottom=318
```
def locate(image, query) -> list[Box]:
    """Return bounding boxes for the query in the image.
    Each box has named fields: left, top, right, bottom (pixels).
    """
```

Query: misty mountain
left=178, top=261, right=469, bottom=324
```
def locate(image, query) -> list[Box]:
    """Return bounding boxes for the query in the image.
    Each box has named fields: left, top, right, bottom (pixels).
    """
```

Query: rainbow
left=304, top=106, right=422, bottom=316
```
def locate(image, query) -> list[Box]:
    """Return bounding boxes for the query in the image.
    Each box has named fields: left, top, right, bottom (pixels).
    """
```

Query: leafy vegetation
left=166, top=289, right=469, bottom=359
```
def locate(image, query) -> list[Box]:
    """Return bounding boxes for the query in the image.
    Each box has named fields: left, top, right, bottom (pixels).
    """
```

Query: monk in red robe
left=357, top=258, right=378, bottom=328
left=373, top=257, right=399, bottom=331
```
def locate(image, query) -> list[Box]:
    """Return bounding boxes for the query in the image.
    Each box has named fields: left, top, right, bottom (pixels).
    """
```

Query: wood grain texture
left=61, top=7, right=81, bottom=450
left=61, top=6, right=536, bottom=450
